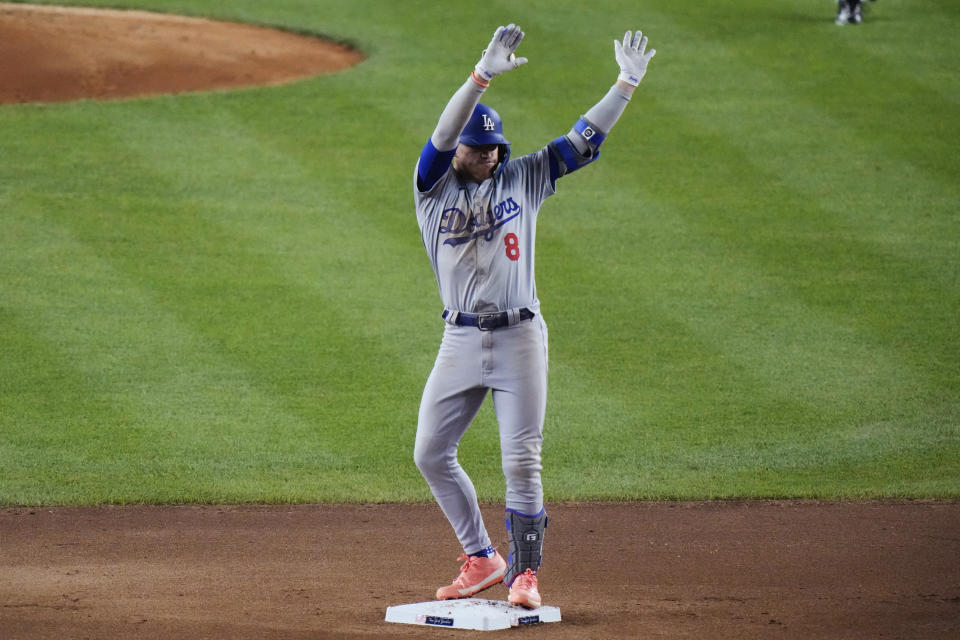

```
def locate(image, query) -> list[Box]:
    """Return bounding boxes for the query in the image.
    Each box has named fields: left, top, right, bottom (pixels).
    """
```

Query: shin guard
left=504, top=508, right=547, bottom=586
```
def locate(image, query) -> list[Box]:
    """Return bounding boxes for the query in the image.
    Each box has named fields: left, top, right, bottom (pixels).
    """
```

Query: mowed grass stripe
left=629, top=115, right=957, bottom=388
left=0, top=202, right=348, bottom=504
left=91, top=86, right=439, bottom=378
left=2, top=0, right=957, bottom=503
left=631, top=1, right=958, bottom=380
left=1, top=93, right=433, bottom=502
left=654, top=49, right=958, bottom=380
left=527, top=4, right=958, bottom=496
left=539, top=223, right=957, bottom=499
left=1, top=195, right=429, bottom=503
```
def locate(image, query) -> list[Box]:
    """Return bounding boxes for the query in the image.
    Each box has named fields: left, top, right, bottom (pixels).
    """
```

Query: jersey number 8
left=504, top=233, right=520, bottom=261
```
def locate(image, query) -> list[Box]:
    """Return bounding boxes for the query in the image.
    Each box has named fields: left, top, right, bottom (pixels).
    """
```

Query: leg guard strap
left=504, top=508, right=547, bottom=586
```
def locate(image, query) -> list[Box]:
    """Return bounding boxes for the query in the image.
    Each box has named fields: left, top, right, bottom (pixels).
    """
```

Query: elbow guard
left=550, top=117, right=606, bottom=178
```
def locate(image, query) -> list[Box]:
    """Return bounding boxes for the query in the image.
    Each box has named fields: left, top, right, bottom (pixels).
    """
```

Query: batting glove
left=474, top=24, right=528, bottom=82
left=614, top=30, right=656, bottom=86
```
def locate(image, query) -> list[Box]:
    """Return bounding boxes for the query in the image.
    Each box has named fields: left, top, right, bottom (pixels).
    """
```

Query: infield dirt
left=2, top=501, right=959, bottom=639
left=0, top=3, right=363, bottom=104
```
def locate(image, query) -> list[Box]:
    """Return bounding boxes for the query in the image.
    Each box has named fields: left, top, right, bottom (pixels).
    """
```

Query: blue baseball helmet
left=459, top=103, right=511, bottom=168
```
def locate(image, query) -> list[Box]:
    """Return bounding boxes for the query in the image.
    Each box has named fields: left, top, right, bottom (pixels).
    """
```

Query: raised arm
left=550, top=30, right=656, bottom=178
left=417, top=25, right=528, bottom=191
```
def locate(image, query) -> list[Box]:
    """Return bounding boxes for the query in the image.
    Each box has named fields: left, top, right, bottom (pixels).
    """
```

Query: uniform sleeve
left=413, top=156, right=455, bottom=232
left=506, top=147, right=557, bottom=210
left=417, top=76, right=487, bottom=192
left=416, top=139, right=456, bottom=193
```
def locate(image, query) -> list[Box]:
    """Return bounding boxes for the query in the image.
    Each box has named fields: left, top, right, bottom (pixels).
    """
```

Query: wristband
left=471, top=70, right=490, bottom=88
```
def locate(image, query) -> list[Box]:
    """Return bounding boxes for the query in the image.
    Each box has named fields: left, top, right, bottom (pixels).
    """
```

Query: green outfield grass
left=1, top=0, right=957, bottom=505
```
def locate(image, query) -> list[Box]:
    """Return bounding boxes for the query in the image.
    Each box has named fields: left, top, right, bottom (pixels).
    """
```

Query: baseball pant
left=414, top=315, right=548, bottom=555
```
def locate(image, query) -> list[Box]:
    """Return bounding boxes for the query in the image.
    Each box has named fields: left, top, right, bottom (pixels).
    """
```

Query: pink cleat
left=507, top=569, right=541, bottom=609
left=435, top=552, right=507, bottom=600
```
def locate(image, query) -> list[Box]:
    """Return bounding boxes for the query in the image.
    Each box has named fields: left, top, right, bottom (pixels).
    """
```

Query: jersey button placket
left=474, top=202, right=486, bottom=284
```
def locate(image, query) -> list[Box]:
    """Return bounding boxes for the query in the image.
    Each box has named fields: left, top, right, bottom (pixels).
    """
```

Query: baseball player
left=413, top=24, right=655, bottom=609
left=836, top=0, right=875, bottom=24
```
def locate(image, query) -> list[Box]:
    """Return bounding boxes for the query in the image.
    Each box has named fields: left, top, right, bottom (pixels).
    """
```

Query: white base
left=385, top=598, right=561, bottom=631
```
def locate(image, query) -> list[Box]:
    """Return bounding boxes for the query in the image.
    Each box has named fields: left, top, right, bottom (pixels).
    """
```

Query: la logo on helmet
left=482, top=114, right=496, bottom=131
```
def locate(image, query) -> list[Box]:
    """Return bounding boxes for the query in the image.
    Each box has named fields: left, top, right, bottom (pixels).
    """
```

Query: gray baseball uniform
left=416, top=147, right=554, bottom=314
left=412, top=24, right=655, bottom=593
left=414, top=144, right=555, bottom=555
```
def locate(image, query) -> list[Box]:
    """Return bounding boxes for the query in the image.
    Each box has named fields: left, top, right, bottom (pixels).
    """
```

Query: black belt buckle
left=477, top=313, right=501, bottom=331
